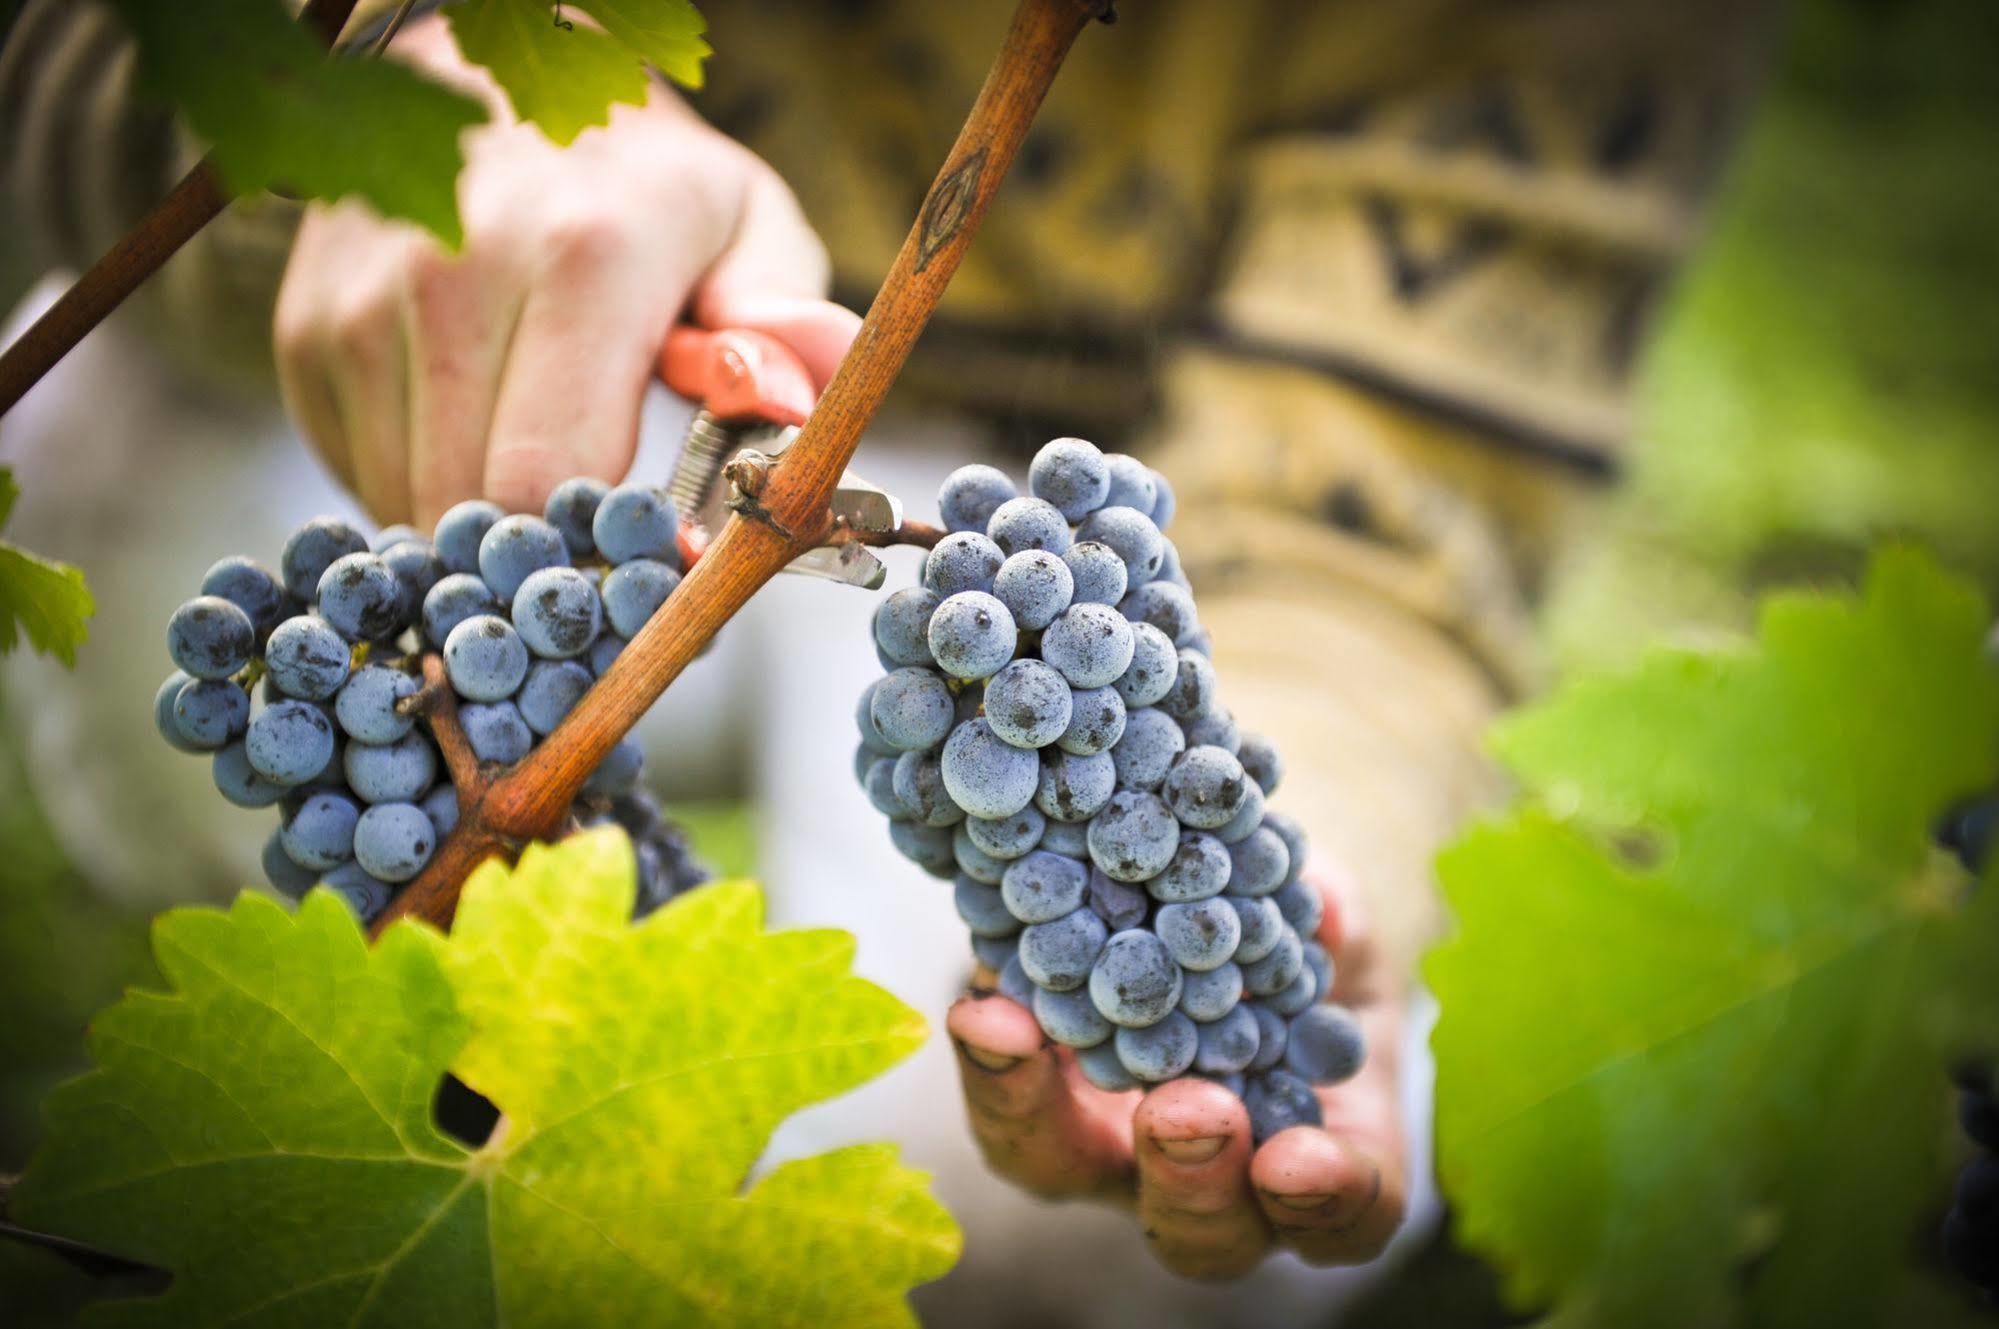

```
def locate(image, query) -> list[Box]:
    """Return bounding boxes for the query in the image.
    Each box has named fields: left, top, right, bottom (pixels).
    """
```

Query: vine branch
left=373, top=0, right=1111, bottom=935
left=0, top=0, right=364, bottom=418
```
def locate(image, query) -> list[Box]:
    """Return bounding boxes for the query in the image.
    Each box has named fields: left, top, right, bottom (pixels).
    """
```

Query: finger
left=947, top=995, right=1132, bottom=1199
left=1131, top=1078, right=1269, bottom=1279
left=697, top=292, right=861, bottom=395
left=402, top=240, right=523, bottom=528
left=1250, top=1124, right=1406, bottom=1265
left=325, top=279, right=413, bottom=525
left=274, top=217, right=354, bottom=491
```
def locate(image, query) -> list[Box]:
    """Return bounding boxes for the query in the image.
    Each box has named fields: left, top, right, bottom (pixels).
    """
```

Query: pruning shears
left=657, top=325, right=903, bottom=590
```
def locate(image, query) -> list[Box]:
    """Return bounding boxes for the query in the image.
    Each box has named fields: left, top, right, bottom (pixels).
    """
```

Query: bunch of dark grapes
left=1938, top=795, right=1999, bottom=1297
left=857, top=437, right=1364, bottom=1141
left=154, top=480, right=711, bottom=922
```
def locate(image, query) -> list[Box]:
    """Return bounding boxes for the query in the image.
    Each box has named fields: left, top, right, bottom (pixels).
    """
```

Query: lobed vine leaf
left=447, top=0, right=710, bottom=145
left=0, top=468, right=92, bottom=666
left=14, top=828, right=958, bottom=1327
left=1427, top=547, right=1999, bottom=1328
left=108, top=0, right=486, bottom=243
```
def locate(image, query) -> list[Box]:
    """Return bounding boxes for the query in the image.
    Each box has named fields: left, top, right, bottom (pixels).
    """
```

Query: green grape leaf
left=0, top=468, right=92, bottom=665
left=1428, top=547, right=1999, bottom=1329
left=14, top=829, right=958, bottom=1327
left=574, top=0, right=712, bottom=88
left=447, top=0, right=652, bottom=146
left=108, top=0, right=486, bottom=243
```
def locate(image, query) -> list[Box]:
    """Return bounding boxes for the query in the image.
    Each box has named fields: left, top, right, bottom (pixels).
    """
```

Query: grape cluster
left=857, top=438, right=1365, bottom=1140
left=1937, top=796, right=1999, bottom=1295
left=154, top=480, right=711, bottom=922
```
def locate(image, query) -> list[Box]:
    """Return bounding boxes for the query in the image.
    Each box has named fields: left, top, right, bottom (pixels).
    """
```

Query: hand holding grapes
left=273, top=13, right=859, bottom=528
left=948, top=869, right=1408, bottom=1280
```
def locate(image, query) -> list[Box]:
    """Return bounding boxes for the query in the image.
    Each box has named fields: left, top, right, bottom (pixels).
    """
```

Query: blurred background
left=2, top=0, right=1996, bottom=1322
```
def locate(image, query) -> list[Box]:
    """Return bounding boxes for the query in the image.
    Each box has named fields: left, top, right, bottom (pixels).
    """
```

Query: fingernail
left=1269, top=1190, right=1336, bottom=1211
left=959, top=1044, right=1023, bottom=1074
left=1154, top=1135, right=1227, bottom=1165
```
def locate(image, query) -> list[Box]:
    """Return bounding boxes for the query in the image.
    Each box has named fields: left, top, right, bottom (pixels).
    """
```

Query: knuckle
left=539, top=209, right=629, bottom=270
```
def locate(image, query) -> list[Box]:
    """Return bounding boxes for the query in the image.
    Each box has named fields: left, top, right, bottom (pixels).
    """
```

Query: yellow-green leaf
left=448, top=0, right=653, bottom=145
left=0, top=469, right=92, bottom=665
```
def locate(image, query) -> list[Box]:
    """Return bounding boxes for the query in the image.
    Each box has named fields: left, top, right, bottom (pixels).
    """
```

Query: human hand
left=948, top=868, right=1408, bottom=1280
left=274, top=14, right=859, bottom=527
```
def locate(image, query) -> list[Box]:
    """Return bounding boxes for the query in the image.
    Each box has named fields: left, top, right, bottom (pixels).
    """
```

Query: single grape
left=874, top=587, right=942, bottom=668
left=1151, top=831, right=1231, bottom=903
left=1155, top=897, right=1242, bottom=971
left=892, top=750, right=962, bottom=828
left=380, top=540, right=445, bottom=621
left=953, top=824, right=1010, bottom=884
left=987, top=496, right=1072, bottom=557
left=1115, top=1011, right=1197, bottom=1082
left=600, top=559, right=680, bottom=639
left=281, top=789, right=360, bottom=871
left=1087, top=866, right=1149, bottom=932
left=1242, top=927, right=1304, bottom=996
left=1163, top=745, right=1248, bottom=830
left=1149, top=470, right=1177, bottom=530
left=1273, top=875, right=1325, bottom=934
left=1245, top=1002, right=1289, bottom=1072
left=1017, top=906, right=1108, bottom=992
left=1034, top=984, right=1113, bottom=1048
left=923, top=531, right=1005, bottom=597
left=1120, top=579, right=1199, bottom=646
left=167, top=595, right=255, bottom=680
left=1216, top=779, right=1265, bottom=844
left=971, top=932, right=1019, bottom=973
left=1040, top=602, right=1134, bottom=689
left=516, top=659, right=592, bottom=735
left=372, top=524, right=424, bottom=554
left=461, top=700, right=533, bottom=765
left=928, top=591, right=1017, bottom=681
left=872, top=667, right=958, bottom=752
left=1088, top=928, right=1183, bottom=1028
left=1183, top=707, right=1240, bottom=754
left=889, top=819, right=957, bottom=876
left=421, top=573, right=501, bottom=650
left=1238, top=731, right=1283, bottom=794
left=154, top=670, right=204, bottom=753
left=1284, top=1005, right=1365, bottom=1083
left=245, top=700, right=336, bottom=787
left=321, top=861, right=395, bottom=923
left=172, top=677, right=250, bottom=749
left=1035, top=748, right=1116, bottom=823
left=1301, top=939, right=1333, bottom=997
left=478, top=515, right=568, bottom=600
left=1228, top=895, right=1286, bottom=964
left=433, top=499, right=504, bottom=575
left=1057, top=685, right=1125, bottom=756
left=443, top=615, right=530, bottom=702
left=422, top=783, right=459, bottom=836
left=264, top=615, right=351, bottom=701
left=1028, top=437, right=1111, bottom=520
left=351, top=802, right=437, bottom=883
left=1110, top=705, right=1186, bottom=791
left=1192, top=1003, right=1259, bottom=1074
left=1076, top=1039, right=1139, bottom=1093
left=512, top=566, right=602, bottom=659
left=954, top=875, right=1022, bottom=938
left=589, top=631, right=627, bottom=677
left=344, top=731, right=439, bottom=804
left=1262, top=810, right=1309, bottom=885
left=1244, top=1069, right=1322, bottom=1143
left=213, top=741, right=285, bottom=808
left=941, top=716, right=1040, bottom=818
left=998, top=952, right=1037, bottom=1007
left=999, top=849, right=1090, bottom=924
left=545, top=476, right=610, bottom=556
left=1228, top=826, right=1291, bottom=897
left=280, top=516, right=368, bottom=599
left=1101, top=453, right=1158, bottom=514
left=992, top=549, right=1075, bottom=631
left=1075, top=505, right=1163, bottom=586
left=1181, top=962, right=1245, bottom=1023
left=982, top=658, right=1072, bottom=749
left=1064, top=540, right=1128, bottom=607
left=262, top=828, right=319, bottom=898
left=1086, top=789, right=1180, bottom=882
left=1159, top=648, right=1217, bottom=719
left=1040, top=818, right=1090, bottom=858
left=316, top=553, right=405, bottom=641
left=583, top=735, right=644, bottom=797
left=938, top=463, right=1018, bottom=533
left=592, top=483, right=680, bottom=564
left=964, top=806, right=1045, bottom=860
left=1113, top=622, right=1177, bottom=708
left=333, top=664, right=417, bottom=744
left=200, top=556, right=287, bottom=639
left=1269, top=965, right=1321, bottom=1017
left=865, top=757, right=914, bottom=819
